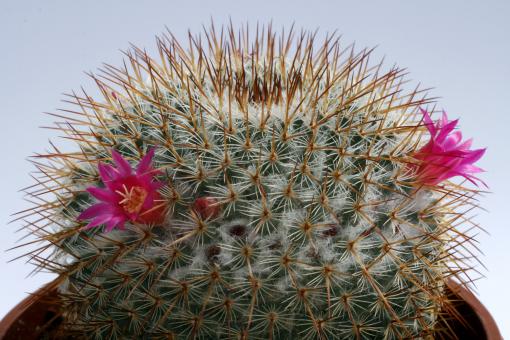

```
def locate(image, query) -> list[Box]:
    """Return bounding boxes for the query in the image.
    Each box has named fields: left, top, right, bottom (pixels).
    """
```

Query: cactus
left=16, top=24, right=486, bottom=339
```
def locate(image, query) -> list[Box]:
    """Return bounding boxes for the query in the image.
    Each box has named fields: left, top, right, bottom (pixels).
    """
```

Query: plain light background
left=1, top=0, right=509, bottom=337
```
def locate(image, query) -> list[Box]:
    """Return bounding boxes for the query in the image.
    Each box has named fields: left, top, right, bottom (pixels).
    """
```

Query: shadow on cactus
left=14, top=23, right=487, bottom=339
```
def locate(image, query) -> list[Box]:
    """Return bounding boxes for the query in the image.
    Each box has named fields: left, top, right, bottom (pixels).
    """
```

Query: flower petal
left=458, top=138, right=473, bottom=150
left=443, top=131, right=463, bottom=150
left=111, top=149, right=133, bottom=176
left=83, top=214, right=115, bottom=229
left=420, top=108, right=436, bottom=136
left=78, top=203, right=114, bottom=220
left=98, top=163, right=118, bottom=183
left=137, top=147, right=156, bottom=175
left=436, top=118, right=458, bottom=143
left=441, top=111, right=449, bottom=127
left=105, top=216, right=126, bottom=232
left=87, top=187, right=119, bottom=203
left=462, top=148, right=486, bottom=164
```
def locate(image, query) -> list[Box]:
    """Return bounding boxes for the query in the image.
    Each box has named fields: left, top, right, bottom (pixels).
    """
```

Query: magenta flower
left=412, top=108, right=486, bottom=187
left=78, top=148, right=165, bottom=232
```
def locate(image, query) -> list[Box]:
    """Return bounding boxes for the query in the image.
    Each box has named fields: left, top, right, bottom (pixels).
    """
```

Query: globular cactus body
left=19, top=24, right=484, bottom=339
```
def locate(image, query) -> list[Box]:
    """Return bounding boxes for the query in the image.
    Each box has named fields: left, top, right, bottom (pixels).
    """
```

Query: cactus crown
left=16, top=24, right=484, bottom=339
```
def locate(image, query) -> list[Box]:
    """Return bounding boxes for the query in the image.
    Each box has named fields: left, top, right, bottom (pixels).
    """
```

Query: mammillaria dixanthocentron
left=16, top=24, right=486, bottom=339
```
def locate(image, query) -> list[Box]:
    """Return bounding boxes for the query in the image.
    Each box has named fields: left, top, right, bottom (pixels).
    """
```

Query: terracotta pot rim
left=445, top=279, right=503, bottom=340
left=0, top=280, right=60, bottom=339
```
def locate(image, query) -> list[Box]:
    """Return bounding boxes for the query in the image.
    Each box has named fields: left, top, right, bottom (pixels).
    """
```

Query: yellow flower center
left=116, top=185, right=148, bottom=215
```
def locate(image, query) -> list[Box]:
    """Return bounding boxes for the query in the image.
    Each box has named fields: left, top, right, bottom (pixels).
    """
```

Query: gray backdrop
left=1, top=0, right=508, bottom=336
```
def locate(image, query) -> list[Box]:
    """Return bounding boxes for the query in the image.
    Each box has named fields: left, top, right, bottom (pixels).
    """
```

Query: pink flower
left=78, top=148, right=165, bottom=232
left=412, top=108, right=486, bottom=187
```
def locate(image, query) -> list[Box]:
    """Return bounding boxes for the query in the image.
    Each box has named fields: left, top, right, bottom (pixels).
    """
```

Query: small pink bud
left=193, top=197, right=220, bottom=219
